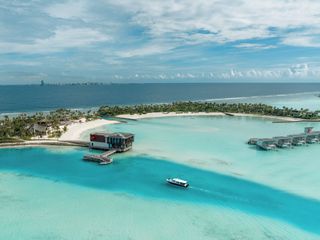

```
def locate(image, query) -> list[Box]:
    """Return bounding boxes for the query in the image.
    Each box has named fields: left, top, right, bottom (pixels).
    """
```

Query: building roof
left=306, top=132, right=319, bottom=136
left=32, top=123, right=49, bottom=133
left=288, top=134, right=307, bottom=138
left=257, top=138, right=275, bottom=142
left=273, top=136, right=292, bottom=140
left=91, top=132, right=134, bottom=139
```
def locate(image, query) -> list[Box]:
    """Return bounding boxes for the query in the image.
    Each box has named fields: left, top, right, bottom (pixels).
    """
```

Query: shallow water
left=3, top=115, right=320, bottom=239
left=88, top=116, right=320, bottom=200
left=0, top=147, right=320, bottom=239
left=1, top=172, right=318, bottom=240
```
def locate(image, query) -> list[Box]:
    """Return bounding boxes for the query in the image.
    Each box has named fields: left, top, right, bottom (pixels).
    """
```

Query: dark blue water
left=1, top=147, right=320, bottom=235
left=1, top=83, right=320, bottom=113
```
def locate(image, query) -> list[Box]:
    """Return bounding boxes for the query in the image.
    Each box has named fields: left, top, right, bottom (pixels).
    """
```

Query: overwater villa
left=306, top=133, right=319, bottom=144
left=256, top=138, right=277, bottom=150
left=90, top=132, right=134, bottom=152
left=288, top=134, right=307, bottom=146
left=250, top=127, right=320, bottom=150
left=247, top=138, right=259, bottom=145
left=303, top=127, right=319, bottom=144
left=84, top=132, right=134, bottom=165
left=273, top=136, right=292, bottom=148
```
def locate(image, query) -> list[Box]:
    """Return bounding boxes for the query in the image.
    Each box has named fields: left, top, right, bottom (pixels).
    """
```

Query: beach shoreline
left=59, top=119, right=119, bottom=141
left=0, top=113, right=302, bottom=148
left=0, top=119, right=119, bottom=148
left=116, top=112, right=301, bottom=122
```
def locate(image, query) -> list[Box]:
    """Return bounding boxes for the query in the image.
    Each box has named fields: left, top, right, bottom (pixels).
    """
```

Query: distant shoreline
left=0, top=119, right=119, bottom=148
left=2, top=99, right=320, bottom=147
left=0, top=113, right=302, bottom=148
left=116, top=112, right=302, bottom=122
left=1, top=83, right=320, bottom=116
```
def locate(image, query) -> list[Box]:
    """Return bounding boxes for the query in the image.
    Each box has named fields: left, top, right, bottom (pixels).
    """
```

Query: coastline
left=0, top=139, right=88, bottom=148
left=59, top=119, right=119, bottom=141
left=116, top=112, right=302, bottom=122
left=0, top=119, right=119, bottom=148
left=0, top=113, right=301, bottom=148
left=0, top=112, right=303, bottom=148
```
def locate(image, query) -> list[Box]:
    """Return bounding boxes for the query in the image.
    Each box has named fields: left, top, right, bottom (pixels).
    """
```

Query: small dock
left=83, top=149, right=117, bottom=165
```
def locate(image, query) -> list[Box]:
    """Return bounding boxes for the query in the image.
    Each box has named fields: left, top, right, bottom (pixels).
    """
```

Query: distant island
left=97, top=102, right=320, bottom=119
left=1, top=102, right=320, bottom=144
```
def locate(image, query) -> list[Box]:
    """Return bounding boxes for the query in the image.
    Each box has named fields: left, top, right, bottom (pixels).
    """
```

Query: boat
left=166, top=178, right=189, bottom=188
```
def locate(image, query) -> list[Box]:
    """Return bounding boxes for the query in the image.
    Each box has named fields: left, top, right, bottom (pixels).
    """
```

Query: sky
left=1, top=0, right=320, bottom=84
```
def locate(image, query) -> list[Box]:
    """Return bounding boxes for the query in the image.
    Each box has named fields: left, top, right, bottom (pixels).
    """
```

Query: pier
left=248, top=127, right=320, bottom=150
left=83, top=149, right=117, bottom=164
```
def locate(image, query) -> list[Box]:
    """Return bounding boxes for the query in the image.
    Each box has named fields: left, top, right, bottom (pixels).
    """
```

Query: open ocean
left=1, top=83, right=320, bottom=114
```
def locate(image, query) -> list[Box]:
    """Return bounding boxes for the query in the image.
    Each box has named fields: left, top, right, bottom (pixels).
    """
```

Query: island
left=1, top=102, right=320, bottom=146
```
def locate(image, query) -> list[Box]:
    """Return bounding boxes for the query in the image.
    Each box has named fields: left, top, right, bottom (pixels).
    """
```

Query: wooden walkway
left=83, top=149, right=117, bottom=165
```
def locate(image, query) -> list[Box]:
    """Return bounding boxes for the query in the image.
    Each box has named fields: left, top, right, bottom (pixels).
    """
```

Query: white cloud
left=107, top=0, right=320, bottom=47
left=0, top=60, right=40, bottom=66
left=116, top=43, right=175, bottom=58
left=282, top=36, right=320, bottom=48
left=107, top=63, right=320, bottom=80
left=235, top=43, right=276, bottom=50
left=0, top=27, right=110, bottom=54
left=218, top=63, right=320, bottom=79
left=45, top=1, right=88, bottom=20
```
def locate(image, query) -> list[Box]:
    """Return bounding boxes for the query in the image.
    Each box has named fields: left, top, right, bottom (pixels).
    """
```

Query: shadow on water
left=0, top=147, right=320, bottom=235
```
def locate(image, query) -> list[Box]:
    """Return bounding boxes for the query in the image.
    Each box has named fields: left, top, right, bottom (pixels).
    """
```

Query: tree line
left=1, top=102, right=319, bottom=143
left=97, top=102, right=319, bottom=119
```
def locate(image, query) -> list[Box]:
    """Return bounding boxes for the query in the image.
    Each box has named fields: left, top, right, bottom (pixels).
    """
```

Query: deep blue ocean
left=1, top=83, right=320, bottom=113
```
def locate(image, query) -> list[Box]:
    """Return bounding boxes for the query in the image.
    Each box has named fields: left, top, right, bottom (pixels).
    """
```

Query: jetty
left=248, top=127, right=319, bottom=150
left=83, top=132, right=134, bottom=165
left=83, top=149, right=117, bottom=165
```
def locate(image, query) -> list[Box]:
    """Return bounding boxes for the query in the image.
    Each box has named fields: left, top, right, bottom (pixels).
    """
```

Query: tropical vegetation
left=98, top=102, right=320, bottom=119
left=0, top=109, right=98, bottom=142
left=1, top=102, right=319, bottom=144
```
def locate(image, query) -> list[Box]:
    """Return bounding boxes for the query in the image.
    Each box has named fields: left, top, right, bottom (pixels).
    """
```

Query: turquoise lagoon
left=2, top=116, right=320, bottom=239
left=88, top=115, right=320, bottom=200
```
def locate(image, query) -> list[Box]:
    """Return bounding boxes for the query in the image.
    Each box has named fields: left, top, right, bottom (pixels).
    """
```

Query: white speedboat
left=166, top=178, right=189, bottom=188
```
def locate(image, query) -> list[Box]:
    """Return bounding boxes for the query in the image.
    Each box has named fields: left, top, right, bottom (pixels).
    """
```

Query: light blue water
left=2, top=115, right=320, bottom=239
left=0, top=146, right=320, bottom=237
left=93, top=116, right=320, bottom=200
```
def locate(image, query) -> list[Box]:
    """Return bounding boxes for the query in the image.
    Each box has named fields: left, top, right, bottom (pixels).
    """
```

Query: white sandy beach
left=117, top=112, right=301, bottom=122
left=59, top=119, right=119, bottom=141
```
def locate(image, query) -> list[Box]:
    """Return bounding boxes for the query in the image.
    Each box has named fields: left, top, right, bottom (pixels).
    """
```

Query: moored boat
left=166, top=178, right=189, bottom=188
